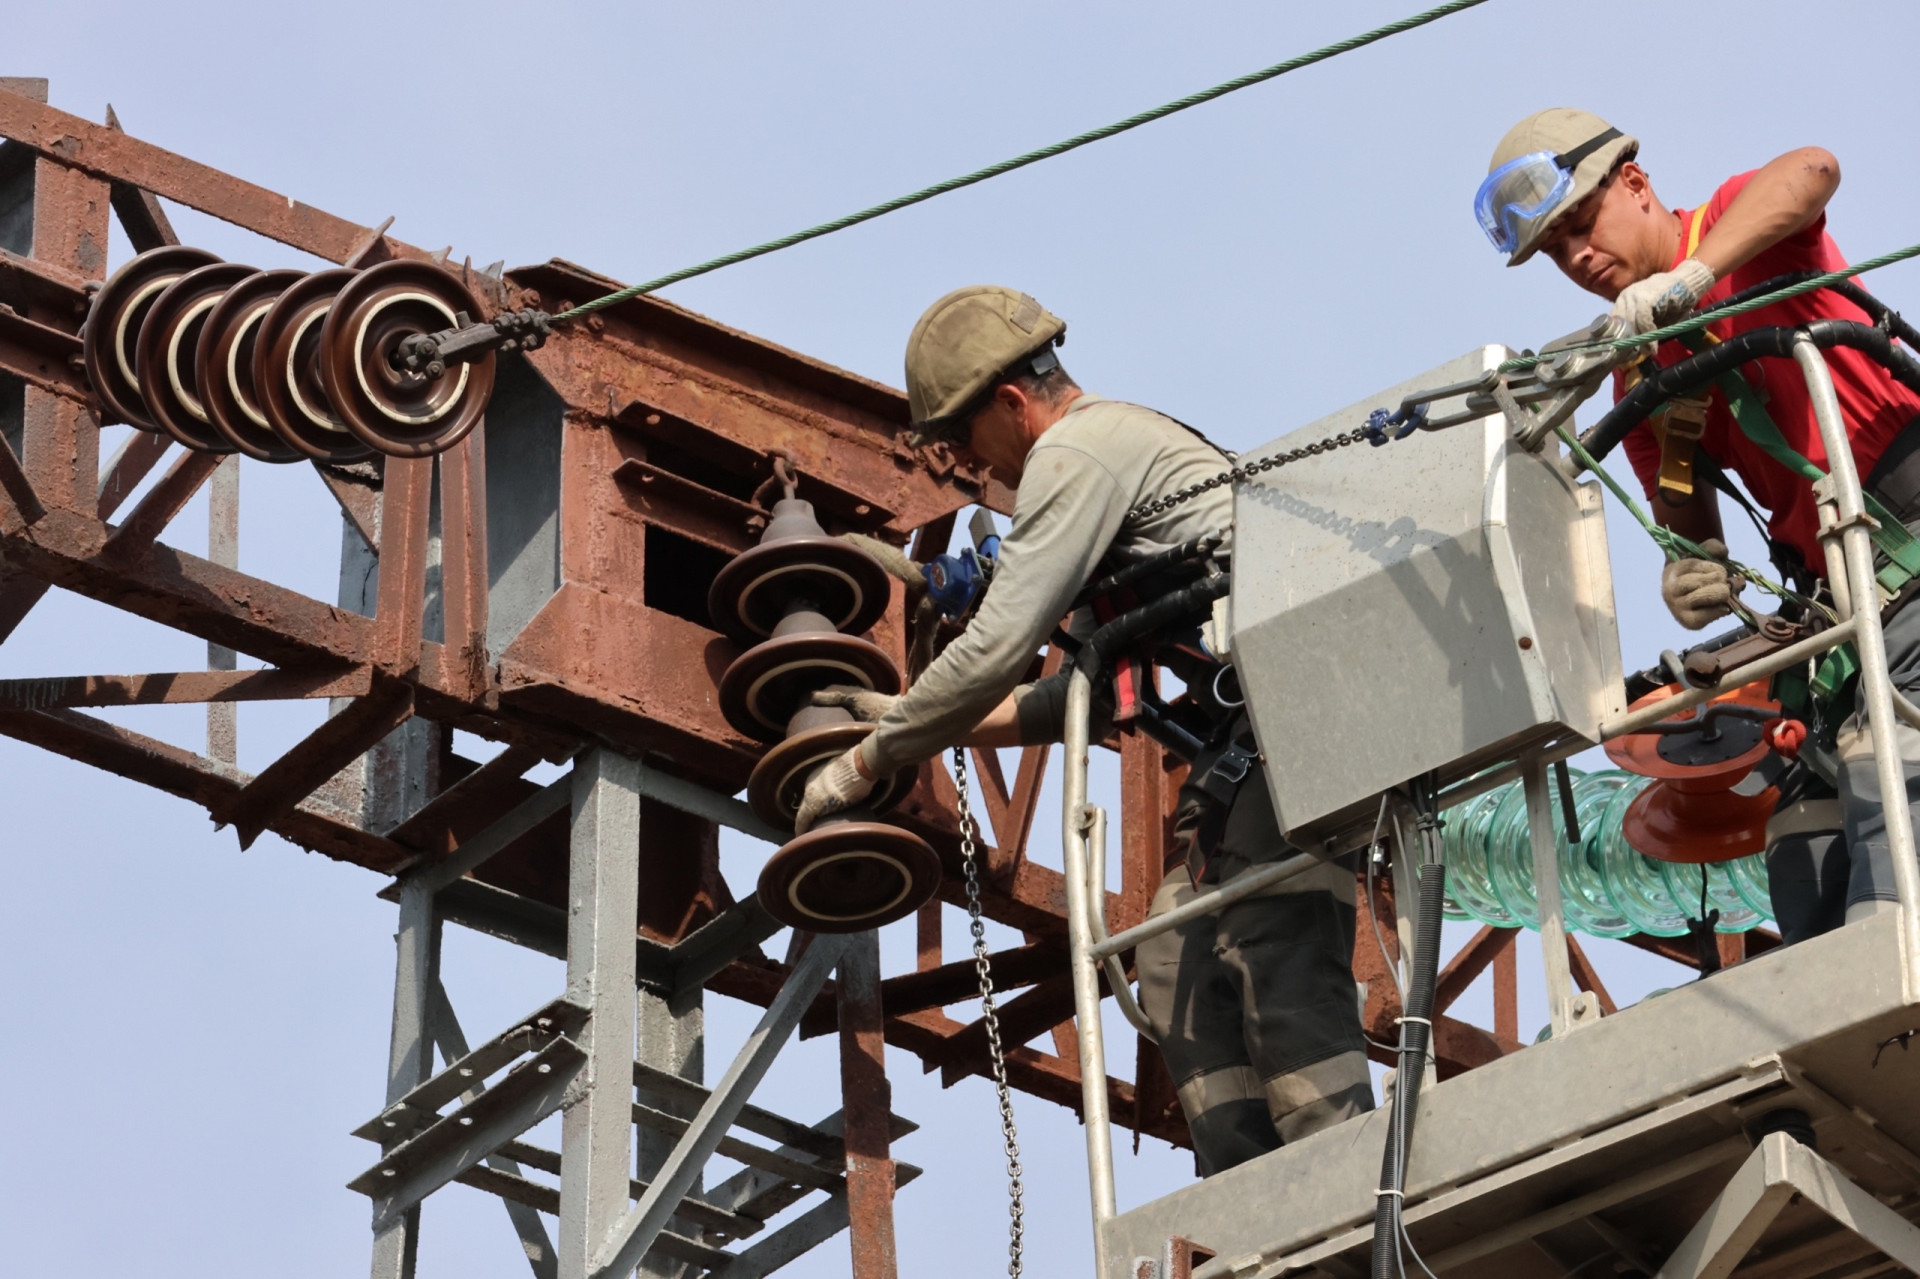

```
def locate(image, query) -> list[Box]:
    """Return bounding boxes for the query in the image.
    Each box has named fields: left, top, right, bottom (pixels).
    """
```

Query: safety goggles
left=1474, top=127, right=1621, bottom=254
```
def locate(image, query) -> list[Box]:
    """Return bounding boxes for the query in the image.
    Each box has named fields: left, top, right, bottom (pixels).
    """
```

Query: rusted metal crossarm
left=0, top=86, right=427, bottom=267
left=216, top=680, right=416, bottom=849
left=799, top=941, right=1066, bottom=1039
left=105, top=449, right=222, bottom=550
left=0, top=429, right=45, bottom=533
left=95, top=431, right=174, bottom=521
left=374, top=456, right=432, bottom=677
left=384, top=744, right=544, bottom=852
left=0, top=704, right=410, bottom=869
left=935, top=973, right=1081, bottom=1087
left=1564, top=935, right=1619, bottom=1015
left=1433, top=923, right=1517, bottom=1015
left=312, top=462, right=381, bottom=551
left=0, top=665, right=371, bottom=710
left=103, top=105, right=180, bottom=252
left=0, top=312, right=88, bottom=402
left=0, top=247, right=91, bottom=326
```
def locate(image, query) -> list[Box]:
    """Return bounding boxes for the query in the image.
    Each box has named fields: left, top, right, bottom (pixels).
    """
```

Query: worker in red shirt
left=1477, top=107, right=1920, bottom=944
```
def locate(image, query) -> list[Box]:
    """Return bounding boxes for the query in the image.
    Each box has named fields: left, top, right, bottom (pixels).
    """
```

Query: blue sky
left=4, top=2, right=1919, bottom=1275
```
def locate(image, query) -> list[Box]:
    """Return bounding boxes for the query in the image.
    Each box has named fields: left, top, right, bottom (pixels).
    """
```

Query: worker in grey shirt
left=796, top=285, right=1373, bottom=1175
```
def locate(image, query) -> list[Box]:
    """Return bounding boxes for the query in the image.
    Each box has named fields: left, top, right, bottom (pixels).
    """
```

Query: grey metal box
left=1230, top=346, right=1625, bottom=843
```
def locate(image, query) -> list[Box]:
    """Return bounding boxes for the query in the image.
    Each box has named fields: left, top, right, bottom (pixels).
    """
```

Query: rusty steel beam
left=936, top=974, right=1077, bottom=1088
left=0, top=666, right=370, bottom=710
left=438, top=436, right=490, bottom=701
left=0, top=430, right=43, bottom=532
left=0, top=247, right=91, bottom=325
left=1433, top=924, right=1516, bottom=1015
left=837, top=931, right=899, bottom=1279
left=374, top=456, right=432, bottom=677
left=0, top=705, right=408, bottom=869
left=1565, top=935, right=1619, bottom=1015
left=385, top=744, right=543, bottom=854
left=96, top=432, right=175, bottom=520
left=105, top=449, right=221, bottom=551
left=216, top=681, right=415, bottom=849
left=0, top=87, right=423, bottom=266
left=0, top=307, right=89, bottom=402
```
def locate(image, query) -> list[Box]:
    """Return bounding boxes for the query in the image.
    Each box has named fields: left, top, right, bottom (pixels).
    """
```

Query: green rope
left=1504, top=239, right=1920, bottom=373
left=548, top=0, right=1493, bottom=324
left=1554, top=424, right=1822, bottom=621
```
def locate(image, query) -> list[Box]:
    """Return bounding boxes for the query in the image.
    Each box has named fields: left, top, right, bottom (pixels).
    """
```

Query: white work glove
left=808, top=684, right=901, bottom=724
left=794, top=745, right=877, bottom=833
left=1610, top=257, right=1717, bottom=336
left=1661, top=538, right=1745, bottom=630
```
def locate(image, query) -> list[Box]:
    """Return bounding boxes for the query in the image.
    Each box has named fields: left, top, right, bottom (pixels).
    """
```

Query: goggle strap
left=1553, top=127, right=1623, bottom=175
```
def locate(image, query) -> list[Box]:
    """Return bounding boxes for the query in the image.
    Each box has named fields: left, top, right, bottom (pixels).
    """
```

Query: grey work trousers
left=1135, top=773, right=1374, bottom=1178
left=1766, top=590, right=1920, bottom=942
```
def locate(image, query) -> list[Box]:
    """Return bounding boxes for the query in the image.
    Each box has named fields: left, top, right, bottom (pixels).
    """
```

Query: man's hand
left=809, top=685, right=900, bottom=724
left=1661, top=538, right=1745, bottom=630
left=1610, top=258, right=1716, bottom=336
left=795, top=745, right=877, bottom=833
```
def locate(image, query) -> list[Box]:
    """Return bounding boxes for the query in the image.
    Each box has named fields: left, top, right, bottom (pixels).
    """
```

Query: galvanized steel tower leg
left=371, top=873, right=442, bottom=1278
left=559, top=749, right=643, bottom=1279
left=837, top=928, right=899, bottom=1279
left=635, top=985, right=703, bottom=1277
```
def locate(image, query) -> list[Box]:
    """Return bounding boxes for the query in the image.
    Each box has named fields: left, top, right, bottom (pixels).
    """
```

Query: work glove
left=794, top=744, right=877, bottom=833
left=1661, top=538, right=1745, bottom=630
left=1610, top=258, right=1717, bottom=337
left=809, top=684, right=901, bottom=724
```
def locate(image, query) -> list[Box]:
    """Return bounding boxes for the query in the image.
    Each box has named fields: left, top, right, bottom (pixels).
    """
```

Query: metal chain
left=951, top=746, right=1026, bottom=1278
left=1124, top=426, right=1374, bottom=522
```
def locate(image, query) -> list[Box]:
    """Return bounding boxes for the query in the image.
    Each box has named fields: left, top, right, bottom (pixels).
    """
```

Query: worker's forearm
left=1651, top=487, right=1725, bottom=545
left=960, top=693, right=1024, bottom=749
left=1692, top=148, right=1840, bottom=280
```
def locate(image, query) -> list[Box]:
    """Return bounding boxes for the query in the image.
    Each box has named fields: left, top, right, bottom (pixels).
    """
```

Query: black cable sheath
left=1579, top=320, right=1920, bottom=463
left=1371, top=859, right=1447, bottom=1278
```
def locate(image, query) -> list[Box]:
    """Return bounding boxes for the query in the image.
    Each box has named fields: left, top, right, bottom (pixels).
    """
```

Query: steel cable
left=546, top=0, right=1494, bottom=324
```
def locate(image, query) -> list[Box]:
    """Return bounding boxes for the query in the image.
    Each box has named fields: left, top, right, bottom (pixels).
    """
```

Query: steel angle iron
left=713, top=462, right=939, bottom=933
left=197, top=269, right=310, bottom=462
left=82, top=245, right=221, bottom=432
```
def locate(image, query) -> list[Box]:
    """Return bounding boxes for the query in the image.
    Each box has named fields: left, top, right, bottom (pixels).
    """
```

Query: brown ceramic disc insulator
left=82, top=246, right=221, bottom=430
left=718, top=631, right=902, bottom=743
left=253, top=268, right=376, bottom=464
left=756, top=819, right=942, bottom=933
left=132, top=262, right=259, bottom=452
left=197, top=269, right=308, bottom=462
left=319, top=260, right=495, bottom=458
left=747, top=722, right=913, bottom=830
left=707, top=502, right=892, bottom=644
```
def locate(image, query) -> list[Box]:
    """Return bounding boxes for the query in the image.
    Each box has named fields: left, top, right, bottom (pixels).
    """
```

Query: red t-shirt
left=1618, top=170, right=1920, bottom=571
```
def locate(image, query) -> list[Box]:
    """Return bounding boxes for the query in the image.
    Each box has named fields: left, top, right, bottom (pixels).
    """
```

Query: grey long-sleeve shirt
left=863, top=394, right=1235, bottom=775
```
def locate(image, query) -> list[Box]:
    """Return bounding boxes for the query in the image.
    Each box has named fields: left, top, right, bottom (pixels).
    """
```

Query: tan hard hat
left=1488, top=108, right=1638, bottom=267
left=904, top=285, right=1066, bottom=436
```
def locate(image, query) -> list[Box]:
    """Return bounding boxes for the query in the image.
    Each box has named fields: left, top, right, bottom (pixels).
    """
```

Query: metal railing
left=1054, top=338, right=1920, bottom=1276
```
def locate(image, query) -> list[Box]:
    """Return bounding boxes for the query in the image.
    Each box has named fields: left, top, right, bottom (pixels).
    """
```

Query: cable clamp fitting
left=1373, top=1188, right=1404, bottom=1199
left=1394, top=1015, right=1432, bottom=1028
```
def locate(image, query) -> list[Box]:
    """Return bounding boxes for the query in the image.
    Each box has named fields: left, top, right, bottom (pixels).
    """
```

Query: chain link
left=1124, top=426, right=1374, bottom=522
left=952, top=746, right=1026, bottom=1279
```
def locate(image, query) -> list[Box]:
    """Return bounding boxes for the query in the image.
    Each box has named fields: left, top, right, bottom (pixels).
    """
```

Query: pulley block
left=81, top=245, right=221, bottom=430
left=318, top=260, right=495, bottom=458
left=133, top=262, right=260, bottom=452
left=252, top=268, right=376, bottom=465
left=756, top=819, right=942, bottom=933
left=198, top=269, right=309, bottom=462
